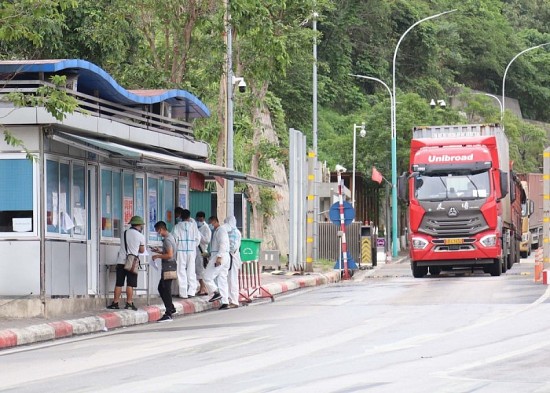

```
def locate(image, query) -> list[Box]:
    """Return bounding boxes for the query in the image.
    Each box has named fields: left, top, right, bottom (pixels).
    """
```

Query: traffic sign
left=329, top=201, right=355, bottom=226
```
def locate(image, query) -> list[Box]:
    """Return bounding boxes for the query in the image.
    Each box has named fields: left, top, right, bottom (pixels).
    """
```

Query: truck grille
left=420, top=214, right=488, bottom=237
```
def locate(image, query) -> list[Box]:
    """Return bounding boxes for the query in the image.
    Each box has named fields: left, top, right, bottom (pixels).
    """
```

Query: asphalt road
left=1, top=256, right=549, bottom=393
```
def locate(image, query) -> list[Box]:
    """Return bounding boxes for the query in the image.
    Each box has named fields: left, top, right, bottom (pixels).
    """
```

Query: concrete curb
left=0, top=271, right=341, bottom=351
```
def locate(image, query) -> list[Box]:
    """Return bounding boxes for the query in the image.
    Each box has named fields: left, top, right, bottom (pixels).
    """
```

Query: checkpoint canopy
left=51, top=132, right=278, bottom=188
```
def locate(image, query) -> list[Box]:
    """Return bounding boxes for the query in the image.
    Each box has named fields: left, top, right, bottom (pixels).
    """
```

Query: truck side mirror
left=398, top=172, right=408, bottom=202
left=529, top=199, right=535, bottom=217
left=499, top=170, right=509, bottom=199
left=510, top=179, right=516, bottom=203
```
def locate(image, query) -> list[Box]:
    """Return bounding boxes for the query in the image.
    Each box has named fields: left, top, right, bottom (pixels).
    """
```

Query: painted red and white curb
left=0, top=271, right=340, bottom=350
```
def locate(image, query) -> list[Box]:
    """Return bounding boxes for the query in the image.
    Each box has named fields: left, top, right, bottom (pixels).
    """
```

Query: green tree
left=0, top=0, right=78, bottom=156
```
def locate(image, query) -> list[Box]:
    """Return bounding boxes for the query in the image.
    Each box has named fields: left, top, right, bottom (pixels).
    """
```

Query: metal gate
left=319, top=222, right=361, bottom=264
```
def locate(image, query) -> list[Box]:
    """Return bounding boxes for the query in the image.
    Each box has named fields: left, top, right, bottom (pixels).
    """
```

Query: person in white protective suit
left=204, top=216, right=230, bottom=310
left=224, top=216, right=242, bottom=308
left=172, top=207, right=200, bottom=298
left=194, top=211, right=211, bottom=296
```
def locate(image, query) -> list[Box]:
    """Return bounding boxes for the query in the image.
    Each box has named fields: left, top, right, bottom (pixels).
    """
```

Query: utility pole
left=225, top=0, right=235, bottom=219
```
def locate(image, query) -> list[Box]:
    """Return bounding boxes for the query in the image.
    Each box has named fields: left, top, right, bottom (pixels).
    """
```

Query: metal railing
left=0, top=80, right=194, bottom=139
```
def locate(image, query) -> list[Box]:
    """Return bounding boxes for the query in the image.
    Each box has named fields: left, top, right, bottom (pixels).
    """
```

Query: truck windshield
left=415, top=171, right=490, bottom=201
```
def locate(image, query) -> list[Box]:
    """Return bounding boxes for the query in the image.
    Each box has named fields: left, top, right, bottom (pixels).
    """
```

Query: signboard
left=376, top=238, right=385, bottom=247
left=329, top=201, right=355, bottom=226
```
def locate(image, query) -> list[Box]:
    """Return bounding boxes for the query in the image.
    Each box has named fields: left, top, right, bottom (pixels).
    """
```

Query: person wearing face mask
left=107, top=215, right=145, bottom=311
left=194, top=211, right=211, bottom=296
left=203, top=216, right=230, bottom=309
left=224, top=216, right=242, bottom=308
left=172, top=207, right=200, bottom=298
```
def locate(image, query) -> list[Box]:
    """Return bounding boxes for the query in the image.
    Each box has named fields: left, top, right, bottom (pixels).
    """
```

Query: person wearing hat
left=107, top=215, right=145, bottom=310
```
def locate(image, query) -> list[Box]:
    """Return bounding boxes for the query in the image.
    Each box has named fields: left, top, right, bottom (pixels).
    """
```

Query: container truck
left=517, top=173, right=543, bottom=252
left=518, top=180, right=531, bottom=258
left=398, top=124, right=524, bottom=277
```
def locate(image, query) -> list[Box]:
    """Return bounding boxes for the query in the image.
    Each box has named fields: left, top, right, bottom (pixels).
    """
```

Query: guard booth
left=360, top=225, right=377, bottom=267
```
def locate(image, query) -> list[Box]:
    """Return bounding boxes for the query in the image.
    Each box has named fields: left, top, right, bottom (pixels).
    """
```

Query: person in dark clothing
left=152, top=221, right=177, bottom=322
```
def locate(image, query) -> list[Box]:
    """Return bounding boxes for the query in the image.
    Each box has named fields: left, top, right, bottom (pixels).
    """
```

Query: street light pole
left=482, top=93, right=503, bottom=119
left=225, top=0, right=235, bottom=219
left=352, top=122, right=366, bottom=209
left=391, top=9, right=456, bottom=257
left=502, top=43, right=550, bottom=129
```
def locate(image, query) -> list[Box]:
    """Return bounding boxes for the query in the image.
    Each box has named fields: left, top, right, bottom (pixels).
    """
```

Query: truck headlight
left=412, top=237, right=429, bottom=250
left=480, top=234, right=497, bottom=247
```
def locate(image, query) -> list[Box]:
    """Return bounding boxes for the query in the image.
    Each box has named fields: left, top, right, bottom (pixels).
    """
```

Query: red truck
left=398, top=124, right=525, bottom=277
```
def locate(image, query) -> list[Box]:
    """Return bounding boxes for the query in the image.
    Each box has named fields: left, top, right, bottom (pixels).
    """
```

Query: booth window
left=163, top=179, right=174, bottom=232
left=72, top=164, right=86, bottom=236
left=46, top=159, right=72, bottom=235
left=123, top=172, right=135, bottom=226
left=147, top=177, right=159, bottom=242
left=0, top=157, right=35, bottom=235
left=178, top=178, right=188, bottom=209
left=101, top=168, right=122, bottom=239
left=135, top=176, right=145, bottom=220
left=147, top=177, right=176, bottom=242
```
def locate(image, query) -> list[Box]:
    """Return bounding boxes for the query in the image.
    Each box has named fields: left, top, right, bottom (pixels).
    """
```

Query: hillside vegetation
left=1, top=0, right=549, bottom=226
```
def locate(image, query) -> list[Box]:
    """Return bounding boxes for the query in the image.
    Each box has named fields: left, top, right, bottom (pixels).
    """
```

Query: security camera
left=233, top=76, right=246, bottom=93
left=438, top=99, right=446, bottom=108
left=335, top=164, right=347, bottom=173
left=429, top=99, right=436, bottom=109
left=238, top=79, right=246, bottom=93
left=358, top=122, right=366, bottom=138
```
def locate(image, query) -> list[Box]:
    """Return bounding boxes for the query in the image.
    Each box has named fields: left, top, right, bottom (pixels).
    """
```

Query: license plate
left=444, top=238, right=463, bottom=245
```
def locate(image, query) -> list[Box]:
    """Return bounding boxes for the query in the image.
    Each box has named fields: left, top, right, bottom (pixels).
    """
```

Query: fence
left=239, top=260, right=274, bottom=303
left=319, top=222, right=362, bottom=264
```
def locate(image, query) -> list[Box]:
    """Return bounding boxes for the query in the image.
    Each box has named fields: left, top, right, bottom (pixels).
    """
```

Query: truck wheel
left=520, top=251, right=528, bottom=259
left=412, top=264, right=428, bottom=278
left=429, top=266, right=441, bottom=276
left=489, top=258, right=502, bottom=276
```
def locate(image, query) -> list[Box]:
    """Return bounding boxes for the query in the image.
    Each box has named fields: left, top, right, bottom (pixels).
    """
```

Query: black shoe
left=106, top=302, right=119, bottom=310
left=157, top=314, right=173, bottom=323
left=219, top=304, right=229, bottom=310
left=209, top=292, right=222, bottom=302
left=170, top=307, right=177, bottom=315
left=125, top=302, right=137, bottom=311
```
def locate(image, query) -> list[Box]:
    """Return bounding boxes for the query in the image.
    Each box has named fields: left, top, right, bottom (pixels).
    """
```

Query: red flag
left=372, top=166, right=383, bottom=184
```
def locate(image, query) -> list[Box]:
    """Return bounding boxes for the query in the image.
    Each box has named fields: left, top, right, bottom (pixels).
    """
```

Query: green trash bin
left=240, top=238, right=262, bottom=261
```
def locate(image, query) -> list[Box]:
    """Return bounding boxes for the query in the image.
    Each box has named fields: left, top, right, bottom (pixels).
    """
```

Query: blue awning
left=0, top=59, right=210, bottom=119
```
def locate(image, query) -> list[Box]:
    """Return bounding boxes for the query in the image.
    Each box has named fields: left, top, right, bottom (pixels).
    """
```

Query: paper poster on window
left=61, top=211, right=75, bottom=232
left=52, top=192, right=58, bottom=227
left=73, top=185, right=82, bottom=205
left=13, top=218, right=32, bottom=232
left=123, top=197, right=134, bottom=225
left=73, top=207, right=85, bottom=235
left=106, top=194, right=111, bottom=214
left=59, top=193, right=67, bottom=214
left=148, top=190, right=157, bottom=232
